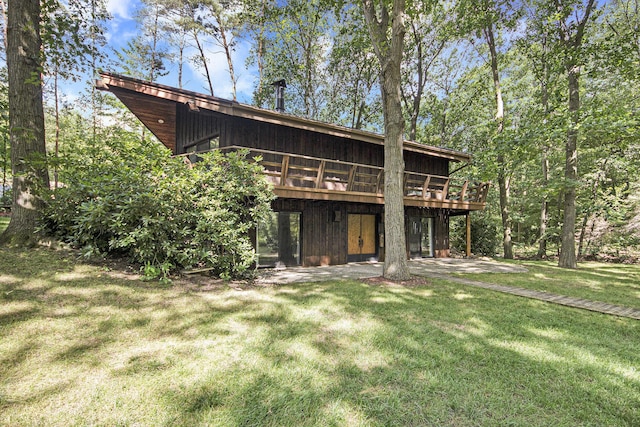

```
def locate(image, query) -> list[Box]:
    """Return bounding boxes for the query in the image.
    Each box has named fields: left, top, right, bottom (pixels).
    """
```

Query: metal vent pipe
left=271, top=79, right=286, bottom=112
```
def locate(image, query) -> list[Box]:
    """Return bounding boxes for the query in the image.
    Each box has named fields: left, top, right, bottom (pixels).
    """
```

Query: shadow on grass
left=1, top=248, right=639, bottom=426
left=163, top=281, right=640, bottom=426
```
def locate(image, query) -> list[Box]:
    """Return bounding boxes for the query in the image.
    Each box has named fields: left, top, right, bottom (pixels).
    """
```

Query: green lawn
left=458, top=259, right=640, bottom=311
left=1, top=248, right=639, bottom=426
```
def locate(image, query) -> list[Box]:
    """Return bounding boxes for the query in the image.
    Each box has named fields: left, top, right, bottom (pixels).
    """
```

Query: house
left=98, top=72, right=489, bottom=267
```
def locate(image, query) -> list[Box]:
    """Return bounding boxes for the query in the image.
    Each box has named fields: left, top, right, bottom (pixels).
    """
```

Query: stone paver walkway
left=257, top=258, right=640, bottom=320
left=426, top=273, right=640, bottom=320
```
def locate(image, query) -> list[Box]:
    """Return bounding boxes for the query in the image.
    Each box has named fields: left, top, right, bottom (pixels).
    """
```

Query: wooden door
left=348, top=214, right=377, bottom=260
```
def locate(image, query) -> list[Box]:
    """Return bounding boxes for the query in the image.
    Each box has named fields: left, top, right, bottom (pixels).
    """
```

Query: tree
left=322, top=5, right=381, bottom=130
left=362, top=0, right=411, bottom=280
left=241, top=0, right=275, bottom=99
left=0, top=70, right=8, bottom=205
left=401, top=4, right=449, bottom=141
left=207, top=0, right=241, bottom=100
left=166, top=0, right=242, bottom=98
left=455, top=0, right=520, bottom=259
left=1, top=0, right=50, bottom=245
left=555, top=0, right=597, bottom=268
left=250, top=0, right=331, bottom=117
left=520, top=0, right=564, bottom=259
left=41, top=0, right=108, bottom=187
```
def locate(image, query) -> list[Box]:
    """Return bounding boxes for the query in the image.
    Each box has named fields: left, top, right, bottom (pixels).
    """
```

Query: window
left=257, top=212, right=301, bottom=267
left=186, top=135, right=219, bottom=163
left=409, top=216, right=434, bottom=258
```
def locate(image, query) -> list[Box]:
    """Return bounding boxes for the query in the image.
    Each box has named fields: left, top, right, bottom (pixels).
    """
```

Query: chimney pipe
left=271, top=79, right=286, bottom=112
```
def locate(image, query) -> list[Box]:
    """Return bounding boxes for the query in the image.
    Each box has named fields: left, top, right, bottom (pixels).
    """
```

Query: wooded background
left=0, top=0, right=638, bottom=261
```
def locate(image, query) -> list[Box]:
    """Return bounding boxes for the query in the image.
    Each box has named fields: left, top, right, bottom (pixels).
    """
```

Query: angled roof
left=98, top=72, right=471, bottom=162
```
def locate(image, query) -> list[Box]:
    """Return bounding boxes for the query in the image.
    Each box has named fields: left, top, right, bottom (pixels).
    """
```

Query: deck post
left=460, top=180, right=468, bottom=201
left=347, top=165, right=356, bottom=191
left=315, top=160, right=326, bottom=189
left=466, top=213, right=471, bottom=258
left=280, top=155, right=290, bottom=186
left=422, top=176, right=431, bottom=199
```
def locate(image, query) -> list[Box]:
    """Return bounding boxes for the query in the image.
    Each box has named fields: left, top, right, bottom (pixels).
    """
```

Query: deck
left=193, top=146, right=489, bottom=211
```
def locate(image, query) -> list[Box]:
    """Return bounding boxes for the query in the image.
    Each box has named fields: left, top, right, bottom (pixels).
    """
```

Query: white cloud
left=106, top=0, right=133, bottom=19
left=184, top=38, right=257, bottom=102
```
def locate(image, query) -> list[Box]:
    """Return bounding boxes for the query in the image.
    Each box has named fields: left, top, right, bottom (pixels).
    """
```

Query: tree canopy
left=1, top=0, right=639, bottom=266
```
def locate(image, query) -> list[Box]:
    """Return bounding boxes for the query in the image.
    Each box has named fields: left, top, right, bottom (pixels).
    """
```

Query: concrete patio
left=256, top=257, right=528, bottom=285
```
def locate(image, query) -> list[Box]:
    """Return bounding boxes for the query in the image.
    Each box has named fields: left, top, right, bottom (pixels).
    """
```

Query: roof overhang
left=97, top=72, right=472, bottom=163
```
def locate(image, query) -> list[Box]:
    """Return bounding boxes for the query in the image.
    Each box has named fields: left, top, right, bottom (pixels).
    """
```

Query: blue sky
left=82, top=0, right=258, bottom=103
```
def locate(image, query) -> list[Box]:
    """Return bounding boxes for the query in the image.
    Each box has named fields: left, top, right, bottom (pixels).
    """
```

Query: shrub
left=451, top=212, right=500, bottom=257
left=40, top=138, right=274, bottom=280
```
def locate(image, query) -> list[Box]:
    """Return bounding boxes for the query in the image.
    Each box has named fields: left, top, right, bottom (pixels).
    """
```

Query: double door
left=348, top=214, right=377, bottom=262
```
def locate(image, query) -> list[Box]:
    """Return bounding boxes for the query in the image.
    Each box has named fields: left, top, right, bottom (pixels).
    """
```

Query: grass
left=458, top=259, right=640, bottom=311
left=1, top=248, right=639, bottom=426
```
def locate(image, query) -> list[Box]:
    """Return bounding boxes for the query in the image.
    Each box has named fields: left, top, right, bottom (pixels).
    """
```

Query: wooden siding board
left=176, top=104, right=222, bottom=154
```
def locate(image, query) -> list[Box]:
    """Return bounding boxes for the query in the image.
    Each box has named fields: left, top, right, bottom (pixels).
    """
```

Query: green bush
left=451, top=212, right=501, bottom=257
left=40, top=138, right=274, bottom=280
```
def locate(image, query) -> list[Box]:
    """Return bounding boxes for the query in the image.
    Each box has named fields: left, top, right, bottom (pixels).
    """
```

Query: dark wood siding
left=223, top=116, right=384, bottom=168
left=177, top=108, right=452, bottom=177
left=272, top=199, right=451, bottom=265
left=178, top=108, right=455, bottom=264
left=272, top=199, right=383, bottom=266
left=176, top=105, right=221, bottom=154
left=405, top=152, right=449, bottom=176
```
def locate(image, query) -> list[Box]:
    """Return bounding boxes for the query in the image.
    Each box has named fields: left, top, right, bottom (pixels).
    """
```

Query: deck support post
left=460, top=180, right=468, bottom=201
left=466, top=213, right=471, bottom=258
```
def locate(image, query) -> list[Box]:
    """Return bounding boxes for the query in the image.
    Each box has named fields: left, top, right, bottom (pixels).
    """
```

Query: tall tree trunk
left=53, top=68, right=60, bottom=190
left=577, top=211, right=589, bottom=258
left=407, top=22, right=423, bottom=141
left=497, top=170, right=513, bottom=258
left=484, top=21, right=513, bottom=259
left=90, top=0, right=97, bottom=144
left=536, top=98, right=550, bottom=259
left=557, top=0, right=595, bottom=269
left=536, top=35, right=550, bottom=259
left=0, top=0, right=7, bottom=48
left=1, top=0, right=7, bottom=203
left=194, top=31, right=214, bottom=96
left=558, top=65, right=579, bottom=268
left=213, top=9, right=237, bottom=101
left=537, top=149, right=550, bottom=258
left=577, top=163, right=604, bottom=258
left=220, top=27, right=237, bottom=101
left=1, top=0, right=50, bottom=245
left=404, top=23, right=444, bottom=141
left=178, top=31, right=185, bottom=89
left=362, top=0, right=411, bottom=281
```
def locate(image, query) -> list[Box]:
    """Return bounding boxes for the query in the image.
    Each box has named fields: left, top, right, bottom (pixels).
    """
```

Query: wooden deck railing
left=180, top=146, right=489, bottom=208
left=189, top=146, right=489, bottom=206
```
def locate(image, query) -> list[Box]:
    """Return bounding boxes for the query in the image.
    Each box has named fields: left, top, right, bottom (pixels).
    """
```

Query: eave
left=97, top=72, right=472, bottom=163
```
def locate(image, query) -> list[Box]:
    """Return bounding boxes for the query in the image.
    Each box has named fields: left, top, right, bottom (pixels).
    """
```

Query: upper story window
left=186, top=135, right=219, bottom=163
